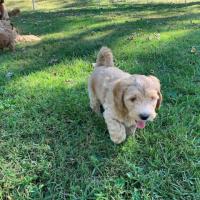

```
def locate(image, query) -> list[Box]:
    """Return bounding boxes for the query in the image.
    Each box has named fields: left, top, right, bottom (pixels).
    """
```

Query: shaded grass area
left=0, top=1, right=200, bottom=199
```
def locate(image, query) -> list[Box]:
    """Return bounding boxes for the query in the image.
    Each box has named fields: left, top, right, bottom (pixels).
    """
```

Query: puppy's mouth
left=136, top=120, right=146, bottom=129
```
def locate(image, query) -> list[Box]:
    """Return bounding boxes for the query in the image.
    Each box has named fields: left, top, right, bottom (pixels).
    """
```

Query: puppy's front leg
left=103, top=111, right=126, bottom=144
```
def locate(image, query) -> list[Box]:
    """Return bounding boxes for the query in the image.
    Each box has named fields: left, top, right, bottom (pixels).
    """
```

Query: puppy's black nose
left=139, top=113, right=149, bottom=120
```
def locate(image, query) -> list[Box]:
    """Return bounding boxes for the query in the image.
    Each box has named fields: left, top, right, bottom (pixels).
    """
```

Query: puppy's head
left=113, top=75, right=162, bottom=129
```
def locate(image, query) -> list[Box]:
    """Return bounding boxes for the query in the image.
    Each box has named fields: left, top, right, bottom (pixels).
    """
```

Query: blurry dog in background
left=8, top=8, right=20, bottom=17
left=0, top=20, right=16, bottom=51
left=0, top=0, right=9, bottom=20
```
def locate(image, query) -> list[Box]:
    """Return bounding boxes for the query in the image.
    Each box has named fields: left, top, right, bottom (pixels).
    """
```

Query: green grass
left=0, top=0, right=200, bottom=199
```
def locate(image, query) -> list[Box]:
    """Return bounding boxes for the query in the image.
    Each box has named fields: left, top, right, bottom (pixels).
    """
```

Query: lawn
left=0, top=0, right=200, bottom=199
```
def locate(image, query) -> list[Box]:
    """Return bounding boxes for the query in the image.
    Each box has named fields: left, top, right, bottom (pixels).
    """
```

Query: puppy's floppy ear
left=156, top=91, right=162, bottom=109
left=113, top=79, right=128, bottom=118
left=148, top=75, right=162, bottom=109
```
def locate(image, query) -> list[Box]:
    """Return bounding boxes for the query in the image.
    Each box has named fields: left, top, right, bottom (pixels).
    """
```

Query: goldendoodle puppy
left=88, top=47, right=162, bottom=144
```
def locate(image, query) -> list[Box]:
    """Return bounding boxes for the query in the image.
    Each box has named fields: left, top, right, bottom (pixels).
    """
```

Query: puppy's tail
left=94, top=47, right=114, bottom=67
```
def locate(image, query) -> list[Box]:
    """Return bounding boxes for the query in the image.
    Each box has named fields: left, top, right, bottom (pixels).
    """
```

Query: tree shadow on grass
left=0, top=80, right=120, bottom=198
left=1, top=28, right=200, bottom=198
left=1, top=9, right=199, bottom=87
left=62, top=1, right=200, bottom=11
left=1, top=2, right=200, bottom=198
left=11, top=1, right=200, bottom=36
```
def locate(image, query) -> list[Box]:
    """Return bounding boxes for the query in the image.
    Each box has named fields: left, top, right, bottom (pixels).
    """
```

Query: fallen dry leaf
left=191, top=47, right=197, bottom=53
left=6, top=72, right=14, bottom=79
left=65, top=80, right=73, bottom=84
left=154, top=33, right=160, bottom=40
left=127, top=32, right=138, bottom=40
left=48, top=58, right=59, bottom=65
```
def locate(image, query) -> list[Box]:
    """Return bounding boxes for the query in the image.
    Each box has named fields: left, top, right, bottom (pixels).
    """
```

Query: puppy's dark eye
left=150, top=96, right=157, bottom=100
left=130, top=97, right=136, bottom=102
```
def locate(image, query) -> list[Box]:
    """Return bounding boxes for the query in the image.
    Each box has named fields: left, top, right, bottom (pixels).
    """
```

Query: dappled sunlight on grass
left=83, top=29, right=115, bottom=41
left=0, top=0, right=200, bottom=199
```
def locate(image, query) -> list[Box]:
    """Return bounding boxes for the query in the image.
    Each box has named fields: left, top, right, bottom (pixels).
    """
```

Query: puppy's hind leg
left=90, top=94, right=101, bottom=114
left=88, top=82, right=101, bottom=114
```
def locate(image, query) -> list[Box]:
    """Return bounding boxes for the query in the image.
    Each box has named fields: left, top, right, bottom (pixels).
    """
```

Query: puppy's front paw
left=110, top=133, right=126, bottom=144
